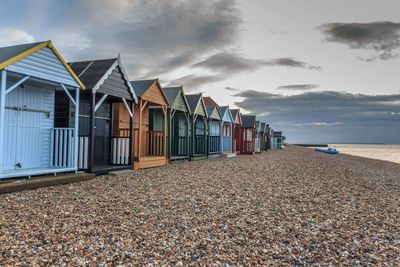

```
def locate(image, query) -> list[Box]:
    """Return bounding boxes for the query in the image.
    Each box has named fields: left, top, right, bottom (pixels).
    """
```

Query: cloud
left=277, top=84, right=319, bottom=91
left=75, top=0, right=242, bottom=77
left=234, top=90, right=400, bottom=144
left=0, top=28, right=35, bottom=46
left=165, top=74, right=224, bottom=91
left=225, top=86, right=239, bottom=91
left=3, top=0, right=241, bottom=79
left=192, top=52, right=322, bottom=73
left=319, top=21, right=400, bottom=60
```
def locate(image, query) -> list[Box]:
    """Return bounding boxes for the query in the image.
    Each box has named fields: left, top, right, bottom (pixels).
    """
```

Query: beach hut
left=203, top=97, right=222, bottom=158
left=255, top=121, right=261, bottom=153
left=186, top=94, right=208, bottom=160
left=0, top=41, right=84, bottom=179
left=240, top=115, right=256, bottom=154
left=163, top=86, right=191, bottom=160
left=260, top=122, right=267, bottom=151
left=55, top=57, right=137, bottom=175
left=272, top=131, right=283, bottom=150
left=219, top=106, right=236, bottom=157
left=113, top=79, right=169, bottom=170
left=230, top=109, right=242, bottom=154
left=265, top=124, right=272, bottom=151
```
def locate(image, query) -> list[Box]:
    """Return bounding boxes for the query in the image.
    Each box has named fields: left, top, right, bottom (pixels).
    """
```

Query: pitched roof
left=230, top=109, right=239, bottom=119
left=0, top=42, right=43, bottom=64
left=0, top=40, right=85, bottom=88
left=162, top=86, right=181, bottom=105
left=131, top=79, right=158, bottom=97
left=203, top=96, right=218, bottom=106
left=69, top=57, right=137, bottom=102
left=219, top=106, right=228, bottom=115
left=69, top=58, right=116, bottom=89
left=186, top=94, right=202, bottom=113
left=241, top=115, right=256, bottom=128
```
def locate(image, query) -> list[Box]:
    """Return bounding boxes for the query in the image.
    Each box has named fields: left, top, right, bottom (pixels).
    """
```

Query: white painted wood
left=94, top=94, right=108, bottom=112
left=5, top=75, right=30, bottom=95
left=74, top=88, right=80, bottom=172
left=7, top=48, right=79, bottom=87
left=60, top=83, right=76, bottom=106
left=122, top=98, right=133, bottom=118
left=0, top=70, right=6, bottom=172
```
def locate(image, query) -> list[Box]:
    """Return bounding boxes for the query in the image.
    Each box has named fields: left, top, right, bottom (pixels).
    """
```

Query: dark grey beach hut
left=186, top=93, right=208, bottom=160
left=163, top=86, right=191, bottom=160
left=55, top=57, right=137, bottom=175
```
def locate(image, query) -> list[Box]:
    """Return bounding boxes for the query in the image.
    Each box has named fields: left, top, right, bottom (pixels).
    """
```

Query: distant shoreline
left=292, top=143, right=398, bottom=147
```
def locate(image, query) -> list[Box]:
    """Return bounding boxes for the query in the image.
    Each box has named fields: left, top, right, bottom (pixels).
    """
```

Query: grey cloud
left=46, top=0, right=242, bottom=79
left=165, top=74, right=224, bottom=91
left=264, top=58, right=322, bottom=70
left=225, top=86, right=239, bottom=91
left=319, top=21, right=400, bottom=60
left=234, top=90, right=400, bottom=144
left=277, top=84, right=319, bottom=91
left=192, top=52, right=322, bottom=73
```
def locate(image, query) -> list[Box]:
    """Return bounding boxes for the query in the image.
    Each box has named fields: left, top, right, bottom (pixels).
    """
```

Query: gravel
left=1, top=145, right=399, bottom=265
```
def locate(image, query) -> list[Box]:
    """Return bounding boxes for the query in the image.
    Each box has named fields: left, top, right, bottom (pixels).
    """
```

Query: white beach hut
left=0, top=41, right=85, bottom=179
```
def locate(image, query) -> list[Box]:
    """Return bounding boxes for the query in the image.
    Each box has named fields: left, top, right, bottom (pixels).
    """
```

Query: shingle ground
left=1, top=146, right=399, bottom=265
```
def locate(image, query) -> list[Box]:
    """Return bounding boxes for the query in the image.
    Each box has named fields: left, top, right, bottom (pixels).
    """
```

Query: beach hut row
left=0, top=41, right=282, bottom=180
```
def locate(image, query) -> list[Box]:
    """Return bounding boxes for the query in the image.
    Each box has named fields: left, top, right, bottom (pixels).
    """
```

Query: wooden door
left=3, top=85, right=54, bottom=170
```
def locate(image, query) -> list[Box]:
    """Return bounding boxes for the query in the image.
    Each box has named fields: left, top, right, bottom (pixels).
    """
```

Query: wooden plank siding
left=97, top=67, right=133, bottom=100
left=142, top=82, right=168, bottom=105
left=172, top=91, right=189, bottom=112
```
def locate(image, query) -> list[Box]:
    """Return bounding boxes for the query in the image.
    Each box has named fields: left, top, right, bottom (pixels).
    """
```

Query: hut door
left=3, top=86, right=54, bottom=170
left=93, top=101, right=111, bottom=166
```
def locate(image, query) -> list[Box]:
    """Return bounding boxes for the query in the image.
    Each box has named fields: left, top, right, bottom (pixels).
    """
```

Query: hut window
left=223, top=124, right=230, bottom=136
left=210, top=121, right=220, bottom=136
left=195, top=119, right=205, bottom=135
left=245, top=129, right=253, bottom=141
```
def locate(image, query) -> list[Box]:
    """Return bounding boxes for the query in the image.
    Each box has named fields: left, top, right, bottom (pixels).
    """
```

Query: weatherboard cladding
left=69, top=59, right=133, bottom=100
left=186, top=94, right=206, bottom=117
left=207, top=106, right=221, bottom=120
left=131, top=79, right=157, bottom=97
left=3, top=85, right=55, bottom=170
left=97, top=66, right=133, bottom=100
left=7, top=47, right=79, bottom=87
left=219, top=106, right=232, bottom=123
left=163, top=87, right=189, bottom=112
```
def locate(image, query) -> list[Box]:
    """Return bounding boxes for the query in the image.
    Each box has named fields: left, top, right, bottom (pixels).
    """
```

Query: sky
left=0, top=0, right=399, bottom=144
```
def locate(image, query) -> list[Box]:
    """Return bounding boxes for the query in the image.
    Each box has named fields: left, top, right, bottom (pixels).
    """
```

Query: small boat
left=314, top=147, right=339, bottom=154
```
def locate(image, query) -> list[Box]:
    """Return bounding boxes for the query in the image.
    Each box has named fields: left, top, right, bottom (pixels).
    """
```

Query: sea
left=329, top=144, right=400, bottom=165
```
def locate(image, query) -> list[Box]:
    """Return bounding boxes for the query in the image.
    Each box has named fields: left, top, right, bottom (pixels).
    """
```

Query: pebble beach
left=0, top=145, right=399, bottom=265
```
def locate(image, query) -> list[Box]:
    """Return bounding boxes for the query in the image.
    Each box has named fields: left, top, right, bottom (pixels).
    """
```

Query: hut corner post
left=220, top=120, right=223, bottom=154
left=0, top=70, right=7, bottom=174
left=74, top=87, right=80, bottom=173
left=220, top=121, right=223, bottom=154
left=128, top=101, right=134, bottom=165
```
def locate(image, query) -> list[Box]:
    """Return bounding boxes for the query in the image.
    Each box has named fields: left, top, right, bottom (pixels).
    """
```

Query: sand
left=0, top=145, right=399, bottom=265
left=330, top=144, right=400, bottom=165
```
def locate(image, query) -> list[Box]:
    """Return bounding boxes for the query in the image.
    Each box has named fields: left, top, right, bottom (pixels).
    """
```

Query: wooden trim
left=163, top=106, right=167, bottom=156
left=140, top=100, right=148, bottom=113
left=0, top=41, right=85, bottom=89
left=48, top=41, right=86, bottom=89
left=0, top=41, right=48, bottom=70
left=138, top=99, right=143, bottom=160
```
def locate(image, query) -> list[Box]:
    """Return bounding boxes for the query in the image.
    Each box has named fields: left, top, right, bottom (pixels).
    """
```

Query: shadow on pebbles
left=1, top=146, right=399, bottom=265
